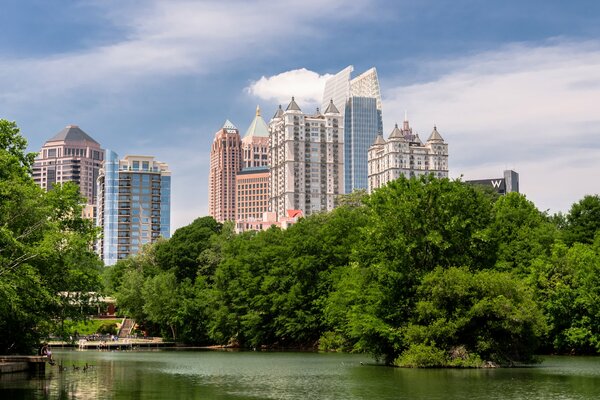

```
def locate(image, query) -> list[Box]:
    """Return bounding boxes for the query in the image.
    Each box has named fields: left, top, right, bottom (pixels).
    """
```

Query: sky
left=2, top=0, right=600, bottom=232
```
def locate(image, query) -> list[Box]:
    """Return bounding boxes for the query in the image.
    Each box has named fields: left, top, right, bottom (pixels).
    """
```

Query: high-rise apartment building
left=367, top=117, right=448, bottom=192
left=235, top=106, right=271, bottom=231
left=242, top=106, right=269, bottom=168
left=269, top=98, right=344, bottom=218
left=96, top=152, right=171, bottom=266
left=322, top=66, right=383, bottom=193
left=32, top=125, right=105, bottom=212
left=208, top=120, right=243, bottom=222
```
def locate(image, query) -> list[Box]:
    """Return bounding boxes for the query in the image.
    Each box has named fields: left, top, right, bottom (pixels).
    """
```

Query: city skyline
left=2, top=1, right=600, bottom=232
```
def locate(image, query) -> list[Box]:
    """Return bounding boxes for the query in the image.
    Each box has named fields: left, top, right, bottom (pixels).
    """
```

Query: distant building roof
left=388, top=123, right=405, bottom=140
left=324, top=99, right=340, bottom=114
left=286, top=97, right=302, bottom=111
left=244, top=106, right=269, bottom=138
left=272, top=105, right=284, bottom=119
left=427, top=126, right=445, bottom=142
left=48, top=125, right=99, bottom=144
left=222, top=119, right=238, bottom=130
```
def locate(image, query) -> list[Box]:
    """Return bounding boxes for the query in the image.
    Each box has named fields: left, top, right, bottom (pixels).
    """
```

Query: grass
left=65, top=319, right=122, bottom=336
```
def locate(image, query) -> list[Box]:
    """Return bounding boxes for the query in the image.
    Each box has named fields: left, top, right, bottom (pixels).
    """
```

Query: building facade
left=242, top=106, right=270, bottom=169
left=236, top=167, right=270, bottom=225
left=236, top=210, right=303, bottom=233
left=466, top=170, right=519, bottom=194
left=368, top=117, right=449, bottom=192
left=322, top=66, right=383, bottom=193
left=32, top=125, right=105, bottom=213
left=269, top=98, right=344, bottom=218
left=208, top=120, right=243, bottom=222
left=97, top=153, right=171, bottom=266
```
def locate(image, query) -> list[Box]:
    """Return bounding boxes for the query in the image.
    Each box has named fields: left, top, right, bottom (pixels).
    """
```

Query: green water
left=1, top=350, right=599, bottom=399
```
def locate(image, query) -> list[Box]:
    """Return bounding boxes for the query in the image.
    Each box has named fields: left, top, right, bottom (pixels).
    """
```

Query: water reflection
left=1, top=350, right=599, bottom=400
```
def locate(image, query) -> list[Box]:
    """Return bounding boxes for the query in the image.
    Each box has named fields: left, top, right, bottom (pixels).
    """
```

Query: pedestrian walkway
left=118, top=318, right=135, bottom=338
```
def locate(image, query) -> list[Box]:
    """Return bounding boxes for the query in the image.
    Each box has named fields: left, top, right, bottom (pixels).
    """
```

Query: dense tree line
left=3, top=119, right=599, bottom=366
left=105, top=173, right=600, bottom=366
left=0, top=120, right=102, bottom=354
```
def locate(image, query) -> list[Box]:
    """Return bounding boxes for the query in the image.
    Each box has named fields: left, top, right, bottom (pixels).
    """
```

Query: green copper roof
left=244, top=106, right=270, bottom=138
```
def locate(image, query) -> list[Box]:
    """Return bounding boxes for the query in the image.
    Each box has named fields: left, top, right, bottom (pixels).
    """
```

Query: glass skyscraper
left=344, top=97, right=380, bottom=193
left=97, top=153, right=171, bottom=266
left=322, top=66, right=383, bottom=193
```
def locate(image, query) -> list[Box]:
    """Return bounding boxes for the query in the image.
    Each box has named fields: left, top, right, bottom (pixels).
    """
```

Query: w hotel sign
left=465, top=170, right=519, bottom=195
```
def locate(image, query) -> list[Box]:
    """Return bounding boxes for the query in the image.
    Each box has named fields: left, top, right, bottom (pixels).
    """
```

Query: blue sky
left=2, top=0, right=600, bottom=231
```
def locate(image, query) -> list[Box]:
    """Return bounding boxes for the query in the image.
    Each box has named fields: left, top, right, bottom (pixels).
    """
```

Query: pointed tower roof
left=427, top=125, right=445, bottom=142
left=371, top=133, right=386, bottom=146
left=48, top=125, right=99, bottom=144
left=323, top=99, right=340, bottom=114
left=244, top=106, right=269, bottom=138
left=272, top=105, right=284, bottom=119
left=222, top=119, right=238, bottom=131
left=286, top=96, right=301, bottom=111
left=388, top=123, right=405, bottom=140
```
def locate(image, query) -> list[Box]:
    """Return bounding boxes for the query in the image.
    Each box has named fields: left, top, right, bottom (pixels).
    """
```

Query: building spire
left=403, top=110, right=410, bottom=131
left=256, top=105, right=261, bottom=117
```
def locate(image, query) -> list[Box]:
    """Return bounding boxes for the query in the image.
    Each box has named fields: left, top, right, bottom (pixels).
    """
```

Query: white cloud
left=382, top=41, right=600, bottom=213
left=246, top=68, right=333, bottom=108
left=0, top=0, right=367, bottom=105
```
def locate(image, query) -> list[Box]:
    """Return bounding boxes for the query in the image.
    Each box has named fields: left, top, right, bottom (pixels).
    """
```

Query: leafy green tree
left=398, top=266, right=546, bottom=366
left=153, top=216, right=222, bottom=281
left=327, top=176, right=496, bottom=363
left=142, top=272, right=182, bottom=339
left=490, top=192, right=557, bottom=274
left=0, top=119, right=101, bottom=353
left=563, top=195, right=600, bottom=245
left=530, top=242, right=600, bottom=353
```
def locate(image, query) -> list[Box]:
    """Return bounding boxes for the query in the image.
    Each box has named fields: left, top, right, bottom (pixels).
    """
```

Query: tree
left=398, top=267, right=546, bottom=367
left=326, top=175, right=497, bottom=363
left=153, top=216, right=222, bottom=281
left=489, top=192, right=557, bottom=274
left=0, top=119, right=101, bottom=353
left=563, top=195, right=600, bottom=245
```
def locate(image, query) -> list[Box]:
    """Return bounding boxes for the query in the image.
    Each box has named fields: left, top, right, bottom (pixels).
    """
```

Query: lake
left=1, top=349, right=599, bottom=399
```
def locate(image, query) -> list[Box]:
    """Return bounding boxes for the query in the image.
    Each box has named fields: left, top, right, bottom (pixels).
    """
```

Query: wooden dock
left=0, top=356, right=47, bottom=374
left=49, top=338, right=175, bottom=350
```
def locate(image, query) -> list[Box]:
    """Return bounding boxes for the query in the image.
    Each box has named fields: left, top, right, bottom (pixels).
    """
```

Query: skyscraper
left=367, top=116, right=449, bottom=192
left=32, top=125, right=105, bottom=214
left=269, top=98, right=344, bottom=218
left=208, top=120, right=243, bottom=222
left=242, top=106, right=269, bottom=168
left=322, top=66, right=383, bottom=193
left=96, top=153, right=171, bottom=266
left=235, top=106, right=271, bottom=231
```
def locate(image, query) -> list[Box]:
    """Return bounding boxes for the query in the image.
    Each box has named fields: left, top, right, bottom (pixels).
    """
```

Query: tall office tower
left=242, top=106, right=270, bottom=168
left=269, top=97, right=344, bottom=218
left=97, top=153, right=171, bottom=266
left=32, top=125, right=105, bottom=212
left=322, top=66, right=383, bottom=193
left=208, top=120, right=243, bottom=222
left=367, top=116, right=448, bottom=193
